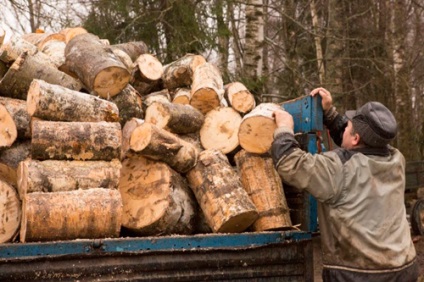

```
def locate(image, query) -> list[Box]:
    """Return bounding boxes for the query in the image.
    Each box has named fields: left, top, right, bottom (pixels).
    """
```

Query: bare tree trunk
left=310, top=0, right=325, bottom=84
left=244, top=0, right=264, bottom=81
left=390, top=0, right=418, bottom=159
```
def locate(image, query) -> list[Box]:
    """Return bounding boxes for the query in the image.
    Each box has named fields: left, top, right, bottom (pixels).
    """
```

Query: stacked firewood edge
left=0, top=26, right=293, bottom=243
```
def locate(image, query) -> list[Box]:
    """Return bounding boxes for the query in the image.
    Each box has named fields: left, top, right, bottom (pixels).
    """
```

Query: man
left=271, top=87, right=418, bottom=281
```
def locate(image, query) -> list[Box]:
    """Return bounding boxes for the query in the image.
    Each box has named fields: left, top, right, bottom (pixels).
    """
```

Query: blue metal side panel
left=278, top=96, right=324, bottom=233
left=0, top=231, right=311, bottom=260
left=281, top=95, right=323, bottom=133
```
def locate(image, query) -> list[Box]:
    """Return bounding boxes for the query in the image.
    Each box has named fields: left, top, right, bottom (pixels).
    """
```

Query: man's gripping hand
left=273, top=109, right=294, bottom=130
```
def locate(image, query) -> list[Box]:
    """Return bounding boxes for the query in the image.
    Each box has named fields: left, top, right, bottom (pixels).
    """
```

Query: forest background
left=1, top=0, right=423, bottom=161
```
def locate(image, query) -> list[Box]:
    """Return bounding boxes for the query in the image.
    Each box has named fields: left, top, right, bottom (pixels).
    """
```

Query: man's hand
left=310, top=87, right=333, bottom=111
left=273, top=109, right=294, bottom=130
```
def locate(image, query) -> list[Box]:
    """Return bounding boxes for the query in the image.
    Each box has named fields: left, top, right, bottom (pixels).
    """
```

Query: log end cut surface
left=217, top=210, right=258, bottom=233
left=94, top=66, right=131, bottom=98
left=0, top=104, right=18, bottom=147
left=119, top=156, right=171, bottom=231
left=200, top=107, right=241, bottom=154
left=0, top=181, right=21, bottom=243
left=129, top=123, right=152, bottom=152
left=231, top=91, right=256, bottom=114
left=190, top=88, right=220, bottom=115
left=238, top=116, right=277, bottom=154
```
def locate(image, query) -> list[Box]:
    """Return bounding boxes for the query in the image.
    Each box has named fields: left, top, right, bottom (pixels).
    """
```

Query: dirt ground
left=312, top=235, right=424, bottom=282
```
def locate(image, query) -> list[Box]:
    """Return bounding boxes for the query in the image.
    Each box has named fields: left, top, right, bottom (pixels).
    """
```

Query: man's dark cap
left=345, top=102, right=397, bottom=147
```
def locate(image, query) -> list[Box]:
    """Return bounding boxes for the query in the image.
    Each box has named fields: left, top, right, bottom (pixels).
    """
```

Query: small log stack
left=235, top=150, right=292, bottom=231
left=186, top=149, right=258, bottom=233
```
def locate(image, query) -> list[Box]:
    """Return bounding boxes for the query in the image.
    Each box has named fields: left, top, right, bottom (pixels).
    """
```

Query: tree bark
left=22, top=32, right=65, bottom=49
left=0, top=180, right=20, bottom=243
left=20, top=188, right=122, bottom=242
left=119, top=155, right=196, bottom=236
left=39, top=39, right=67, bottom=68
left=142, top=89, right=171, bottom=112
left=0, top=35, right=40, bottom=63
left=238, top=103, right=279, bottom=154
left=0, top=97, right=31, bottom=139
left=131, top=53, right=163, bottom=95
left=244, top=0, right=264, bottom=79
left=0, top=140, right=31, bottom=169
left=129, top=123, right=198, bottom=173
left=200, top=107, right=242, bottom=154
left=31, top=120, right=122, bottom=161
left=17, top=159, right=121, bottom=198
left=145, top=102, right=204, bottom=134
left=111, top=41, right=149, bottom=62
left=172, top=87, right=191, bottom=104
left=0, top=51, right=82, bottom=100
left=190, top=62, right=225, bottom=115
left=234, top=150, right=292, bottom=231
left=110, top=84, right=144, bottom=127
left=0, top=27, right=4, bottom=46
left=0, top=104, right=17, bottom=148
left=186, top=149, right=258, bottom=233
left=162, top=54, right=206, bottom=90
left=224, top=82, right=256, bottom=114
left=27, top=79, right=120, bottom=122
left=64, top=33, right=131, bottom=98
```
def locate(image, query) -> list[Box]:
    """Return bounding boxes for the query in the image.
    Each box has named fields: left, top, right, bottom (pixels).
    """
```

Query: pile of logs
left=0, top=26, right=293, bottom=243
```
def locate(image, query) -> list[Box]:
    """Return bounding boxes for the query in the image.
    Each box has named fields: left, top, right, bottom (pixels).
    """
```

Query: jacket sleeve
left=323, top=106, right=348, bottom=147
left=271, top=127, right=346, bottom=204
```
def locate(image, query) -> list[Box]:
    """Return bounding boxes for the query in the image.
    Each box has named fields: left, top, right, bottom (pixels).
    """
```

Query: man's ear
left=352, top=133, right=361, bottom=146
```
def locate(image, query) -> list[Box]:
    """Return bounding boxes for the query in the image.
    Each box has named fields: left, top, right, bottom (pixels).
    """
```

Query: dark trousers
left=322, top=260, right=419, bottom=282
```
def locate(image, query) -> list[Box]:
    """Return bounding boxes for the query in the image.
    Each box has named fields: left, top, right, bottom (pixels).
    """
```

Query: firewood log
left=0, top=97, right=31, bottom=139
left=38, top=39, right=66, bottom=68
left=224, top=82, right=256, bottom=114
left=0, top=140, right=31, bottom=169
left=111, top=48, right=133, bottom=71
left=238, top=103, right=280, bottom=154
left=172, top=87, right=191, bottom=104
left=0, top=104, right=17, bottom=148
left=178, top=132, right=204, bottom=154
left=190, top=62, right=224, bottom=115
left=234, top=150, right=292, bottom=231
left=129, top=123, right=198, bottom=173
left=110, top=84, right=144, bottom=127
left=145, top=102, right=204, bottom=134
left=111, top=41, right=149, bottom=62
left=186, top=149, right=258, bottom=233
left=0, top=35, right=40, bottom=63
left=20, top=188, right=122, bottom=242
left=0, top=60, right=7, bottom=79
left=0, top=51, right=82, bottom=100
left=162, top=54, right=206, bottom=90
left=0, top=27, right=4, bottom=46
left=17, top=159, right=121, bottom=198
left=59, top=26, right=88, bottom=44
left=22, top=32, right=65, bottom=49
left=64, top=33, right=131, bottom=98
left=121, top=118, right=144, bottom=159
left=27, top=79, right=120, bottom=122
left=0, top=180, right=21, bottom=243
left=131, top=54, right=163, bottom=95
left=200, top=107, right=242, bottom=154
left=31, top=120, right=122, bottom=161
left=0, top=163, right=17, bottom=187
left=142, top=89, right=171, bottom=112
left=119, top=155, right=196, bottom=236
